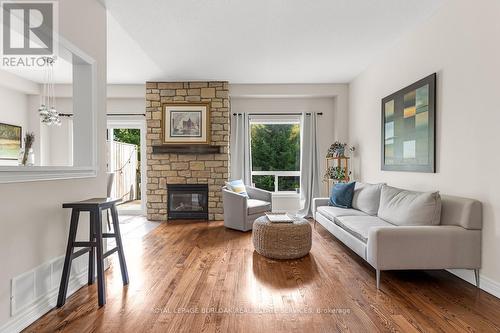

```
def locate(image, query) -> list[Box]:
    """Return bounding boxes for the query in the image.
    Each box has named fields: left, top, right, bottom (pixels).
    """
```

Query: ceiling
left=105, top=0, right=443, bottom=84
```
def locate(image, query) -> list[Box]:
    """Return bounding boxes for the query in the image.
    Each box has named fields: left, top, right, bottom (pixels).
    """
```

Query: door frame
left=106, top=116, right=147, bottom=216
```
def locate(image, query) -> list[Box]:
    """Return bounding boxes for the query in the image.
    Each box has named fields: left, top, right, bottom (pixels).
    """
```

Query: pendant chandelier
left=38, top=57, right=61, bottom=126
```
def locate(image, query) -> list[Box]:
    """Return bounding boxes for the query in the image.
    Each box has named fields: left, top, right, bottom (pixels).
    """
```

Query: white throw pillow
left=352, top=182, right=384, bottom=216
left=377, top=185, right=442, bottom=226
left=225, top=179, right=248, bottom=197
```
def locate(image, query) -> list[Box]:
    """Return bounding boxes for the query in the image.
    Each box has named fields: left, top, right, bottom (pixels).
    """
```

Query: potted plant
left=326, top=141, right=346, bottom=157
left=323, top=166, right=351, bottom=183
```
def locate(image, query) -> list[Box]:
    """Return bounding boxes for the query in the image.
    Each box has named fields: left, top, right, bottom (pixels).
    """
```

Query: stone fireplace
left=145, top=81, right=230, bottom=221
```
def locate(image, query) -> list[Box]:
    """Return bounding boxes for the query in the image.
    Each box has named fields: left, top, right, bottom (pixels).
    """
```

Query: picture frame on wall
left=0, top=122, right=22, bottom=160
left=162, top=102, right=210, bottom=145
left=381, top=73, right=436, bottom=173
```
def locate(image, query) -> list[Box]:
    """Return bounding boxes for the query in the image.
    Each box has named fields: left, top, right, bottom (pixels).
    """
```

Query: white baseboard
left=0, top=259, right=111, bottom=333
left=0, top=271, right=88, bottom=333
left=447, top=269, right=500, bottom=299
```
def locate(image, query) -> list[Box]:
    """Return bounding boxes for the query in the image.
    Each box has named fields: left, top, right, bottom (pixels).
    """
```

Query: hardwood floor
left=25, top=219, right=500, bottom=333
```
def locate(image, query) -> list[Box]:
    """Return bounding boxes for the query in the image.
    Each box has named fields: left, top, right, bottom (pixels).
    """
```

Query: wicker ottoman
left=252, top=216, right=312, bottom=259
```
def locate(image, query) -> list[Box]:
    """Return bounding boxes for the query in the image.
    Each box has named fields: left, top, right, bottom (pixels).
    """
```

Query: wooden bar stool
left=57, top=198, right=129, bottom=307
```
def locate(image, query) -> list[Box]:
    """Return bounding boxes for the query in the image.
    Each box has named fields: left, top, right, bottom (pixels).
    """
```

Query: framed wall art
left=162, top=102, right=210, bottom=145
left=381, top=73, right=436, bottom=172
left=0, top=122, right=22, bottom=160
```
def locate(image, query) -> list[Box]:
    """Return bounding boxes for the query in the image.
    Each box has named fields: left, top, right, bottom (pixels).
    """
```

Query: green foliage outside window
left=113, top=129, right=140, bottom=146
left=251, top=123, right=300, bottom=192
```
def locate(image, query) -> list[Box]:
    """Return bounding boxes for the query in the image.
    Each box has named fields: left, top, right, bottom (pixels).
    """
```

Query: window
left=250, top=115, right=301, bottom=192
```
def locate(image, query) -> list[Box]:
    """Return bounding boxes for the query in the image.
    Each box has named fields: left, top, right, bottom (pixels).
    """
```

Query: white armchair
left=222, top=185, right=272, bottom=231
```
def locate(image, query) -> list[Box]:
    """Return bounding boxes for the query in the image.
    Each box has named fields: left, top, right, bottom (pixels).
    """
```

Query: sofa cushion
left=378, top=185, right=442, bottom=226
left=335, top=216, right=394, bottom=243
left=317, top=206, right=368, bottom=222
left=247, top=199, right=271, bottom=215
left=329, top=182, right=356, bottom=208
left=352, top=182, right=384, bottom=216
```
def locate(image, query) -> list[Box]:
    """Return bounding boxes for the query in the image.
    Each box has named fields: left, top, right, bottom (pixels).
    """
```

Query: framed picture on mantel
left=0, top=122, right=22, bottom=160
left=162, top=102, right=210, bottom=145
left=381, top=73, right=436, bottom=173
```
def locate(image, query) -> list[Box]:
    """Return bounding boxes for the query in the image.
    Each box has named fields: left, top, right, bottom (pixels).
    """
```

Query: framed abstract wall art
left=381, top=73, right=436, bottom=172
left=162, top=102, right=210, bottom=145
left=0, top=122, right=22, bottom=160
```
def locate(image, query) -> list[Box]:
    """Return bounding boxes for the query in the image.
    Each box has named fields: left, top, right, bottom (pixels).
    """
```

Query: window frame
left=249, top=114, right=301, bottom=193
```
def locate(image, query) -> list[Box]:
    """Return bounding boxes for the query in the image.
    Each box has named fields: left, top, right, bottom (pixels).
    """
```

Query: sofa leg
left=376, top=269, right=381, bottom=289
left=474, top=269, right=480, bottom=288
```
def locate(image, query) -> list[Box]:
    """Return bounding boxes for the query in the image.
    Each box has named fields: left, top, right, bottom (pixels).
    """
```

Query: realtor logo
left=1, top=1, right=57, bottom=66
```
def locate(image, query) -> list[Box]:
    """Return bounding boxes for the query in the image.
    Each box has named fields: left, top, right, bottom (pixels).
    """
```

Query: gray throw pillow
left=352, top=182, right=384, bottom=215
left=377, top=185, right=442, bottom=226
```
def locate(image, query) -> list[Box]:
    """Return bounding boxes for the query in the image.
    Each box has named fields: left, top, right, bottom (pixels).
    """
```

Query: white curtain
left=297, top=112, right=321, bottom=217
left=230, top=113, right=252, bottom=185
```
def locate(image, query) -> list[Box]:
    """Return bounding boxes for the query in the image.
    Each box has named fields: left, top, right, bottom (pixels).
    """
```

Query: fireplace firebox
left=167, top=184, right=209, bottom=220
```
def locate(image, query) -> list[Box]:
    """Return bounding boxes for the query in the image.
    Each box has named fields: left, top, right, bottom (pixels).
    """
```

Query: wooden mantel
left=152, top=145, right=222, bottom=154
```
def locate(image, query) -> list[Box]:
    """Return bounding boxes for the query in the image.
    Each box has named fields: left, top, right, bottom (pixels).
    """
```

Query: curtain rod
left=106, top=113, right=146, bottom=116
left=58, top=113, right=147, bottom=117
left=232, top=112, right=323, bottom=116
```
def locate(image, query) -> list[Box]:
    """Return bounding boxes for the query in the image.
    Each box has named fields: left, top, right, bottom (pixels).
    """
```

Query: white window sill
left=272, top=191, right=300, bottom=198
left=0, top=166, right=98, bottom=183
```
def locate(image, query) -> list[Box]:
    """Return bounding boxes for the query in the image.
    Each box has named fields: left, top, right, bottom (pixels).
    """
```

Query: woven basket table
left=252, top=216, right=312, bottom=260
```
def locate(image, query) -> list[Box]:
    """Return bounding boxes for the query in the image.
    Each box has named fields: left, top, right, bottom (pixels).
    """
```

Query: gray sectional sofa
left=313, top=183, right=482, bottom=289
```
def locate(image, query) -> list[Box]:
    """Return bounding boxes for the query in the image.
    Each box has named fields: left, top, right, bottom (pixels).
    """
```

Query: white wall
left=45, top=117, right=73, bottom=166
left=42, top=98, right=73, bottom=166
left=0, top=82, right=73, bottom=167
left=0, top=0, right=107, bottom=329
left=0, top=85, right=29, bottom=166
left=107, top=98, right=145, bottom=114
left=348, top=0, right=500, bottom=293
left=106, top=85, right=145, bottom=115
left=55, top=84, right=146, bottom=115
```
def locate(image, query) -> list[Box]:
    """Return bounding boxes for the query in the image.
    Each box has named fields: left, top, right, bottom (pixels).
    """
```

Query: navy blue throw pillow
left=329, top=182, right=356, bottom=208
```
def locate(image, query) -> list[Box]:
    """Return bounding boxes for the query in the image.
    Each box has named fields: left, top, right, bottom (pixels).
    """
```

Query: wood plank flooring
left=25, top=219, right=500, bottom=333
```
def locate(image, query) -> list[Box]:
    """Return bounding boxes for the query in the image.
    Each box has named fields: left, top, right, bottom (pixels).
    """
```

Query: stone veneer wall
left=145, top=81, right=230, bottom=221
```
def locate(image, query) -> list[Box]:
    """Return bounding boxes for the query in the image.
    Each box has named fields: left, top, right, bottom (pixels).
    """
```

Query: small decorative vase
left=26, top=148, right=35, bottom=166
left=18, top=148, right=34, bottom=166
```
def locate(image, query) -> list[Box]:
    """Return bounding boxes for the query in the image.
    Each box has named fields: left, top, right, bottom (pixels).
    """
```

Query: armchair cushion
left=247, top=199, right=271, bottom=215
